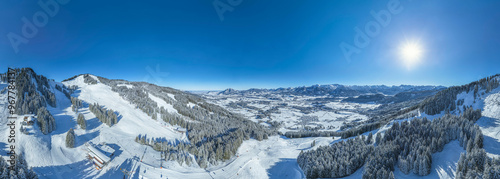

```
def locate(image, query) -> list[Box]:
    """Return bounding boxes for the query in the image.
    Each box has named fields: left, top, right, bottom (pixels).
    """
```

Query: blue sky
left=1, top=0, right=500, bottom=90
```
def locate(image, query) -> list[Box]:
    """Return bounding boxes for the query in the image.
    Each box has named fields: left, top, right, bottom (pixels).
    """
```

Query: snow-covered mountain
left=1, top=68, right=499, bottom=179
left=1, top=68, right=275, bottom=179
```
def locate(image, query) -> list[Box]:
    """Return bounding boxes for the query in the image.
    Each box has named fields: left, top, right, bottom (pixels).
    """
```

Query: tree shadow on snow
left=476, top=117, right=500, bottom=128
left=48, top=107, right=78, bottom=135
left=476, top=117, right=500, bottom=155
left=116, top=112, right=123, bottom=124
left=75, top=130, right=100, bottom=148
left=131, top=165, right=141, bottom=179
left=98, top=158, right=135, bottom=179
left=105, top=143, right=123, bottom=159
left=71, top=89, right=82, bottom=98
left=267, top=158, right=304, bottom=179
left=484, top=135, right=500, bottom=156
left=0, top=142, right=8, bottom=156
left=137, top=134, right=184, bottom=147
left=84, top=116, right=103, bottom=131
left=33, top=160, right=94, bottom=179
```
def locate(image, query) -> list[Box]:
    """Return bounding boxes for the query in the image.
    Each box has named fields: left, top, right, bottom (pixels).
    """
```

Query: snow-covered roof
left=86, top=142, right=111, bottom=163
left=99, top=143, right=115, bottom=156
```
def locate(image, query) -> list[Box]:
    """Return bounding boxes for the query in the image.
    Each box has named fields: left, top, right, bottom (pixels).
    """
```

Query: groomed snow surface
left=477, top=87, right=500, bottom=159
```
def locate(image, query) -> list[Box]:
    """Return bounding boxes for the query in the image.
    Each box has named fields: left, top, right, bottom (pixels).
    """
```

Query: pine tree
left=467, top=139, right=474, bottom=152
left=419, top=155, right=431, bottom=176
left=65, top=128, right=75, bottom=148
left=77, top=113, right=87, bottom=130
left=367, top=132, right=373, bottom=144
left=388, top=171, right=395, bottom=179
left=474, top=132, right=484, bottom=149
left=0, top=169, right=7, bottom=179
left=399, top=157, right=410, bottom=174
left=18, top=168, right=27, bottom=179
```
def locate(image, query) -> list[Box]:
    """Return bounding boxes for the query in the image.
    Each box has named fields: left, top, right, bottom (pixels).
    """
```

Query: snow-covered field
left=202, top=93, right=379, bottom=134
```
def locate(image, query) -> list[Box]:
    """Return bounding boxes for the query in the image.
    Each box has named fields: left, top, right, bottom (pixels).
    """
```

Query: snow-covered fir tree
left=66, top=128, right=75, bottom=148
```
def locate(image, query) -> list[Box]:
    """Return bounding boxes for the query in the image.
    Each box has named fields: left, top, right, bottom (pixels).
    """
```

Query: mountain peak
left=218, top=88, right=238, bottom=95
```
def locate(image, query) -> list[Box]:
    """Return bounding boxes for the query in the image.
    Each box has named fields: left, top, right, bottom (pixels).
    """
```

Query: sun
left=399, top=41, right=423, bottom=70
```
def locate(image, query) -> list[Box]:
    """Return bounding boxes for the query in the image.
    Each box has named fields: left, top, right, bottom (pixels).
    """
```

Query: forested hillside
left=14, top=68, right=57, bottom=134
left=0, top=154, right=38, bottom=179
left=420, top=75, right=499, bottom=115
left=298, top=108, right=499, bottom=178
left=297, top=74, right=500, bottom=179
left=83, top=76, right=278, bottom=167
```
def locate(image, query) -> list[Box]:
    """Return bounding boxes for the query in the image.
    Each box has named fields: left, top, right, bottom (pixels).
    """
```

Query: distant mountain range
left=218, top=84, right=447, bottom=97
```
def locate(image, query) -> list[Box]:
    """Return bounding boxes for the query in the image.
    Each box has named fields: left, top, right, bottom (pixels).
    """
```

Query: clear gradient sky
left=1, top=1, right=500, bottom=90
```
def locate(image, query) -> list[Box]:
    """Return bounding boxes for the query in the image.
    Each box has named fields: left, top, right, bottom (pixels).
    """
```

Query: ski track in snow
left=477, top=87, right=500, bottom=158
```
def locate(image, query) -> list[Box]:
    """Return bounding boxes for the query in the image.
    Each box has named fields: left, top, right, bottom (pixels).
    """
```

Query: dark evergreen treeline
left=159, top=109, right=187, bottom=127
left=70, top=97, right=83, bottom=112
left=14, top=68, right=56, bottom=113
left=420, top=74, right=499, bottom=115
left=89, top=103, right=118, bottom=126
left=0, top=154, right=38, bottom=179
left=36, top=107, right=56, bottom=134
left=134, top=131, right=243, bottom=168
left=9, top=68, right=58, bottom=134
left=297, top=107, right=492, bottom=178
left=340, top=122, right=382, bottom=139
left=340, top=102, right=422, bottom=140
left=285, top=131, right=338, bottom=138
left=456, top=148, right=500, bottom=178
left=363, top=108, right=482, bottom=178
left=61, top=74, right=80, bottom=82
left=83, top=74, right=98, bottom=85
left=134, top=134, right=194, bottom=166
left=297, top=136, right=374, bottom=178
left=135, top=124, right=269, bottom=167
left=189, top=127, right=248, bottom=166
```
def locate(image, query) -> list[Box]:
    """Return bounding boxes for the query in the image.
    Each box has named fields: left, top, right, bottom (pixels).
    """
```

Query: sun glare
left=399, top=41, right=423, bottom=70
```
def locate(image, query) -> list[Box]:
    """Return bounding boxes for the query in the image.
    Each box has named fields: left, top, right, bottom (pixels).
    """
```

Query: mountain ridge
left=218, top=84, right=446, bottom=96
